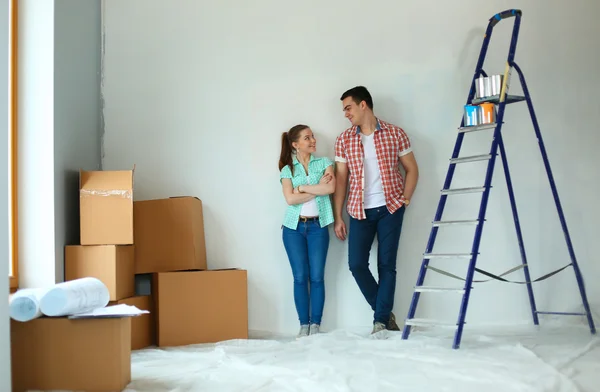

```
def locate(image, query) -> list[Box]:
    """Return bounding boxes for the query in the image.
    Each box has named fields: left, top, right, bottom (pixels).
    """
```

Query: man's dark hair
left=340, top=86, right=373, bottom=110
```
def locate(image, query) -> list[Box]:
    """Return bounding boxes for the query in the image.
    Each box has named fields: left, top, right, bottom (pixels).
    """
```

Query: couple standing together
left=278, top=86, right=419, bottom=337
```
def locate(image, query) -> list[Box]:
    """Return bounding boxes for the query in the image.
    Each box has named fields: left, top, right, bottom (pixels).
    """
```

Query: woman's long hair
left=279, top=124, right=308, bottom=176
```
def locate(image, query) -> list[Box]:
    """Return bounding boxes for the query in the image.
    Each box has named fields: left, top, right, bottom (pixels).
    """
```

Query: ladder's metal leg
left=453, top=123, right=501, bottom=349
left=454, top=11, right=523, bottom=350
left=402, top=134, right=465, bottom=340
left=401, top=144, right=458, bottom=340
left=497, top=132, right=539, bottom=325
left=402, top=21, right=496, bottom=342
left=512, top=62, right=596, bottom=335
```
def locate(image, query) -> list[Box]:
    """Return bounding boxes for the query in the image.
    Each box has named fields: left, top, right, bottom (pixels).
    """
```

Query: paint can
left=464, top=105, right=480, bottom=126
left=490, top=75, right=503, bottom=96
left=475, top=77, right=486, bottom=98
left=483, top=77, right=492, bottom=97
left=479, top=103, right=495, bottom=124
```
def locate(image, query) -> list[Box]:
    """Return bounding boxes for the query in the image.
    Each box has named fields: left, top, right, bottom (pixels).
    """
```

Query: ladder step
left=415, top=286, right=465, bottom=293
left=433, top=219, right=480, bottom=227
left=450, top=154, right=492, bottom=164
left=458, top=123, right=497, bottom=133
left=405, top=318, right=459, bottom=328
left=441, top=186, right=486, bottom=195
left=423, top=253, right=473, bottom=259
left=472, top=94, right=526, bottom=105
left=535, top=311, right=587, bottom=316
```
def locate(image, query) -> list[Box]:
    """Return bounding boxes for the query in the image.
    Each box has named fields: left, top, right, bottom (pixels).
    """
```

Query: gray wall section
left=0, top=0, right=12, bottom=389
left=53, top=0, right=102, bottom=282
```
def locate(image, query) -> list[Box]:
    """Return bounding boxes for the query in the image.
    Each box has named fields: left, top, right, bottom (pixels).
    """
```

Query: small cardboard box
left=80, top=168, right=134, bottom=245
left=110, top=295, right=155, bottom=350
left=65, top=245, right=135, bottom=301
left=134, top=197, right=207, bottom=274
left=154, top=269, right=248, bottom=347
left=11, top=317, right=131, bottom=392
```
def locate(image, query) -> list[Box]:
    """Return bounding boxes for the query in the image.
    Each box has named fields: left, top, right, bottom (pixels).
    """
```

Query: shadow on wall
left=398, top=131, right=442, bottom=322
left=321, top=225, right=348, bottom=329
left=201, top=203, right=233, bottom=270
left=58, top=169, right=82, bottom=282
left=201, top=202, right=279, bottom=330
left=62, top=169, right=81, bottom=245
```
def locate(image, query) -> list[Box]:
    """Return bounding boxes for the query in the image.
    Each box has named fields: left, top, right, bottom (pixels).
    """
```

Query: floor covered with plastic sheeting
left=122, top=320, right=600, bottom=392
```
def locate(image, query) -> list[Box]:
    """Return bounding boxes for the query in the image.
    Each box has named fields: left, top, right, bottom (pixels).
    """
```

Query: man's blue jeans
left=282, top=220, right=329, bottom=326
left=348, top=205, right=405, bottom=325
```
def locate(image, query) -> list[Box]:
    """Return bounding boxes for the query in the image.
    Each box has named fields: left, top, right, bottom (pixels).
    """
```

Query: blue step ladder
left=401, top=9, right=596, bottom=349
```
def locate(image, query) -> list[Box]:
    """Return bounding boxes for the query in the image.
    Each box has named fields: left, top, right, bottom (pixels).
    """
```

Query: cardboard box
left=11, top=317, right=131, bottom=392
left=80, top=168, right=134, bottom=245
left=65, top=245, right=135, bottom=301
left=134, top=197, right=207, bottom=274
left=154, top=269, right=248, bottom=347
left=110, top=295, right=155, bottom=350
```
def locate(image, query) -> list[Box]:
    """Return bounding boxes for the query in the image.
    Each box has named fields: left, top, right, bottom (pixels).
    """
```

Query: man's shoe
left=371, top=322, right=386, bottom=334
left=387, top=312, right=401, bottom=331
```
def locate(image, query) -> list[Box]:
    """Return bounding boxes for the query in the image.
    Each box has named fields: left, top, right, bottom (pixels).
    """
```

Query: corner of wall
left=99, top=0, right=106, bottom=170
left=52, top=0, right=103, bottom=284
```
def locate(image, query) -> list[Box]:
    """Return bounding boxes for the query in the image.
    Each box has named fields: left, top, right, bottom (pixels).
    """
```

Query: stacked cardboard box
left=67, top=169, right=249, bottom=348
left=133, top=197, right=249, bottom=347
left=67, top=168, right=137, bottom=299
left=11, top=168, right=137, bottom=392
left=64, top=168, right=154, bottom=350
left=11, top=168, right=249, bottom=391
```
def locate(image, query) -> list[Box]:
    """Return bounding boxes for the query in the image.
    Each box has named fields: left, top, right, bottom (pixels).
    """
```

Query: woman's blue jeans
left=282, top=219, right=329, bottom=326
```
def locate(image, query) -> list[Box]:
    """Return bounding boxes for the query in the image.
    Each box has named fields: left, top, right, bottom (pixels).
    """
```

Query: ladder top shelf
left=472, top=94, right=526, bottom=105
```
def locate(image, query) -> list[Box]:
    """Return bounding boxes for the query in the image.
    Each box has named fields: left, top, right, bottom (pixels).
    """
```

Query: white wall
left=101, top=0, right=600, bottom=334
left=18, top=0, right=102, bottom=288
left=17, top=0, right=55, bottom=288
left=0, top=0, right=12, bottom=388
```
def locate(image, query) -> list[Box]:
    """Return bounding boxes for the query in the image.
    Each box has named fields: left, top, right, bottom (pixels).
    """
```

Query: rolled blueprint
left=9, top=287, right=49, bottom=322
left=39, top=277, right=110, bottom=317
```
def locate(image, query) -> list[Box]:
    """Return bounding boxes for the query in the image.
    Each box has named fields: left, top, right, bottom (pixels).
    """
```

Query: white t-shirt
left=300, top=198, right=319, bottom=216
left=300, top=172, right=319, bottom=216
left=361, top=133, right=386, bottom=209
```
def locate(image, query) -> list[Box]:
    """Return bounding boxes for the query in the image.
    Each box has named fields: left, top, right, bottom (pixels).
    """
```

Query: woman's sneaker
left=297, top=325, right=309, bottom=338
left=309, top=324, right=320, bottom=335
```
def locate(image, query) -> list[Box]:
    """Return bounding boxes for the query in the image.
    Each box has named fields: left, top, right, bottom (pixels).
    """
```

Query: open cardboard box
left=79, top=166, right=135, bottom=245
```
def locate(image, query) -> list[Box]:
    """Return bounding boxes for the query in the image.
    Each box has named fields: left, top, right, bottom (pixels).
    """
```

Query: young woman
left=279, top=124, right=336, bottom=337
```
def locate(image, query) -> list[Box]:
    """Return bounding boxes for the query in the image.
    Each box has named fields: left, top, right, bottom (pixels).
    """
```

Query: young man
left=333, top=86, right=419, bottom=334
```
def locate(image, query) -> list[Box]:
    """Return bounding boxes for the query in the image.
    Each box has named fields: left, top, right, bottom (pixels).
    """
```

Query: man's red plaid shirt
left=334, top=118, right=412, bottom=220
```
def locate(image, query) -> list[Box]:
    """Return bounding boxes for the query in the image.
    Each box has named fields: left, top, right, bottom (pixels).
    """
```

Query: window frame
left=9, top=0, right=18, bottom=293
